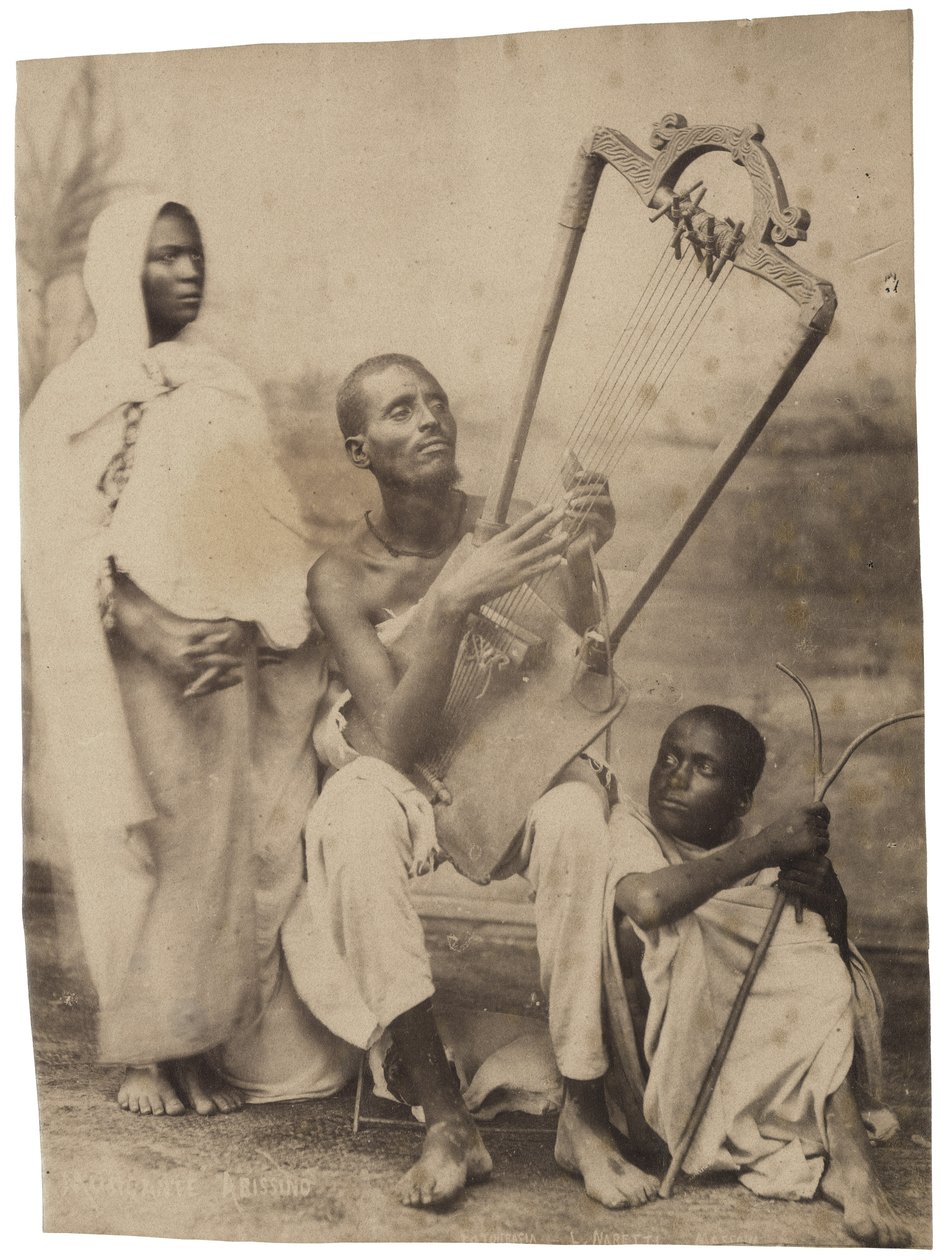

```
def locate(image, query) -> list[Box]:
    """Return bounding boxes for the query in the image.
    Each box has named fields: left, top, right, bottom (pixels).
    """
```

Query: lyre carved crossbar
left=414, top=115, right=837, bottom=883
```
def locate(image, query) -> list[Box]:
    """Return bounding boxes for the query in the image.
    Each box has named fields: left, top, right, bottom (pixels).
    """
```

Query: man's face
left=141, top=211, right=205, bottom=341
left=349, top=363, right=458, bottom=490
left=647, top=714, right=750, bottom=848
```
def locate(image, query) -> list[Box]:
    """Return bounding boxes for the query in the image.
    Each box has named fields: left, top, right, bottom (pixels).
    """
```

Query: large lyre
left=414, top=114, right=837, bottom=883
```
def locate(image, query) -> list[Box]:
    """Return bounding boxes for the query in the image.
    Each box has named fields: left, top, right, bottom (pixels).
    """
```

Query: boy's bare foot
left=821, top=1162, right=911, bottom=1248
left=170, top=1054, right=243, bottom=1115
left=398, top=1116, right=493, bottom=1208
left=820, top=1077, right=911, bottom=1247
left=117, top=1063, right=186, bottom=1116
left=555, top=1085, right=659, bottom=1209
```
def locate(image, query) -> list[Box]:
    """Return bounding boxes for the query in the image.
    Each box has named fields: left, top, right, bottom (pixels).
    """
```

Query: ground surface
left=26, top=870, right=930, bottom=1247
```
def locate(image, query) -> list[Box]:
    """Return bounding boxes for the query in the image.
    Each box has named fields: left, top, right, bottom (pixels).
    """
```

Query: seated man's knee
left=533, top=779, right=606, bottom=828
left=311, top=783, right=411, bottom=878
left=530, top=780, right=610, bottom=864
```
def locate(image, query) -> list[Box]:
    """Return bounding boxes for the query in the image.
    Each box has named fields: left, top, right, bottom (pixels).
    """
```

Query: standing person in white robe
left=612, top=704, right=910, bottom=1247
left=22, top=196, right=357, bottom=1117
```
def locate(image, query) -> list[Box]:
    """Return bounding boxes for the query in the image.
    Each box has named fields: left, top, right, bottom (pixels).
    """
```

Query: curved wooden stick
left=775, top=662, right=823, bottom=791
left=658, top=685, right=922, bottom=1199
left=819, top=711, right=924, bottom=801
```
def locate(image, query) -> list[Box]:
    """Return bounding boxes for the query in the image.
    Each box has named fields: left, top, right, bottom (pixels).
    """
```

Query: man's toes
left=397, top=1171, right=424, bottom=1207
left=622, top=1183, right=653, bottom=1208
left=611, top=1164, right=658, bottom=1207
left=150, top=1099, right=165, bottom=1116
left=598, top=1186, right=630, bottom=1210
left=640, top=1173, right=660, bottom=1202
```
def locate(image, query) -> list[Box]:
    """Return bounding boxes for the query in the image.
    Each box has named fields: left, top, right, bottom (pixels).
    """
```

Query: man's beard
left=386, top=463, right=462, bottom=496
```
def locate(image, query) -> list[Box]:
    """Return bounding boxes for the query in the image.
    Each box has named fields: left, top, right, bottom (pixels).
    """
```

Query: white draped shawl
left=612, top=804, right=894, bottom=1199
left=22, top=195, right=314, bottom=840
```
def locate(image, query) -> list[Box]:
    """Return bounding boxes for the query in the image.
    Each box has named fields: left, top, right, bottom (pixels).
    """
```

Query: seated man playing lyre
left=297, top=352, right=658, bottom=1209
left=612, top=705, right=910, bottom=1247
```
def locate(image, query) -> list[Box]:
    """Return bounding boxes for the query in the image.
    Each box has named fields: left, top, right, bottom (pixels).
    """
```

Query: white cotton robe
left=22, top=195, right=356, bottom=1093
left=610, top=804, right=892, bottom=1199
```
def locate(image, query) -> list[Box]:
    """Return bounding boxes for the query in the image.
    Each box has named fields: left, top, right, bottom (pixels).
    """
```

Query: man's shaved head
left=336, top=353, right=431, bottom=439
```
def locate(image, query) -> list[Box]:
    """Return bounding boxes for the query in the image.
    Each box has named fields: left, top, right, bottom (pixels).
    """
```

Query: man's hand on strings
left=564, top=470, right=615, bottom=551
left=442, top=503, right=568, bottom=614
left=777, top=852, right=850, bottom=959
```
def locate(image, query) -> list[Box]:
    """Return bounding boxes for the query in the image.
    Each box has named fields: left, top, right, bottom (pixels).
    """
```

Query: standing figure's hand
left=177, top=620, right=249, bottom=698
left=109, top=574, right=249, bottom=698
left=564, top=470, right=615, bottom=550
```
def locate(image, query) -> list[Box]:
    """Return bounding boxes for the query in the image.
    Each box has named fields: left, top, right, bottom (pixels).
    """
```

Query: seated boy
left=612, top=705, right=910, bottom=1247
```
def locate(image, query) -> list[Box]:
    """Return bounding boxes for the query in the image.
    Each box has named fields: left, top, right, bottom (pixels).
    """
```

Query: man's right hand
left=760, top=802, right=830, bottom=865
left=440, top=504, right=568, bottom=616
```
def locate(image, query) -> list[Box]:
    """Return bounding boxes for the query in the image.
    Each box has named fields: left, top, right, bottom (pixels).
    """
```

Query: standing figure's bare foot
left=397, top=1115, right=493, bottom=1208
left=821, top=1162, right=912, bottom=1247
left=118, top=1063, right=186, bottom=1116
left=555, top=1084, right=659, bottom=1209
left=170, top=1054, right=243, bottom=1115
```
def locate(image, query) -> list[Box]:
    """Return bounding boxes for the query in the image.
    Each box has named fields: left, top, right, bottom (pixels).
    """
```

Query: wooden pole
left=609, top=322, right=823, bottom=651
left=475, top=136, right=604, bottom=541
left=659, top=890, right=788, bottom=1198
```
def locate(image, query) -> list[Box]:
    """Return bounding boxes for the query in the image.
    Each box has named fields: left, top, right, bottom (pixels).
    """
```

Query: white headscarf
left=22, top=194, right=315, bottom=837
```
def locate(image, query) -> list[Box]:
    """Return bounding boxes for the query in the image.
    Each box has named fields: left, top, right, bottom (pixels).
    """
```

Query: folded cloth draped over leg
left=283, top=756, right=652, bottom=1137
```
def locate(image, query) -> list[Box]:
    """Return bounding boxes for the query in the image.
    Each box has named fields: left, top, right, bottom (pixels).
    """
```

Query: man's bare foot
left=170, top=1054, right=243, bottom=1116
left=397, top=1116, right=493, bottom=1208
left=821, top=1161, right=912, bottom=1247
left=555, top=1091, right=659, bottom=1209
left=118, top=1064, right=186, bottom=1116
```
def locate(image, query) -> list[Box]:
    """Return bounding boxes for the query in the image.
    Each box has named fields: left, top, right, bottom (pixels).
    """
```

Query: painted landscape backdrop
left=18, top=16, right=922, bottom=950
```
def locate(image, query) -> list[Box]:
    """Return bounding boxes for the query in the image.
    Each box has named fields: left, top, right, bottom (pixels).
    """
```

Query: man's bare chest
left=361, top=541, right=465, bottom=624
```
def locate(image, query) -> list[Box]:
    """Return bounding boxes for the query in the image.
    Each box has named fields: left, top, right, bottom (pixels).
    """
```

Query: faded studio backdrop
left=17, top=12, right=923, bottom=948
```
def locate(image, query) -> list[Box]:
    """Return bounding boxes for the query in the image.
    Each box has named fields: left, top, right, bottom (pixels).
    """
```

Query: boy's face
left=648, top=713, right=752, bottom=848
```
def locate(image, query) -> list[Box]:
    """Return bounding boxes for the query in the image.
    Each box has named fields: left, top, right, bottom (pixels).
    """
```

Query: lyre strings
left=420, top=210, right=737, bottom=787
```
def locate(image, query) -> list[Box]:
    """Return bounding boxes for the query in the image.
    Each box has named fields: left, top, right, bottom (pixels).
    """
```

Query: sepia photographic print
left=15, top=6, right=930, bottom=1249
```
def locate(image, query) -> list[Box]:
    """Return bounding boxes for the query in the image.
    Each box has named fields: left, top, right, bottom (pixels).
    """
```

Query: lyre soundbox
left=406, top=115, right=836, bottom=883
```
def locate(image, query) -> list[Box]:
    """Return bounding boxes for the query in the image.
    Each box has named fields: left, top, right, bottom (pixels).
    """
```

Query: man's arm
left=615, top=804, right=831, bottom=930
left=309, top=552, right=473, bottom=772
left=309, top=506, right=567, bottom=772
